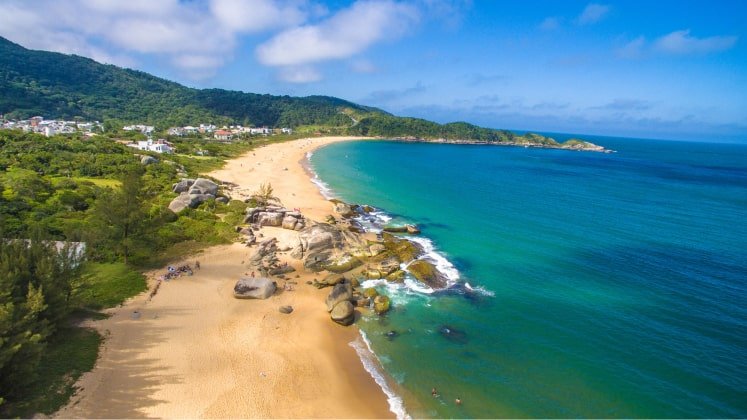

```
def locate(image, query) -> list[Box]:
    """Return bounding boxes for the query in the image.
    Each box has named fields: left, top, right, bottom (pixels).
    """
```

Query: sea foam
left=350, top=331, right=411, bottom=420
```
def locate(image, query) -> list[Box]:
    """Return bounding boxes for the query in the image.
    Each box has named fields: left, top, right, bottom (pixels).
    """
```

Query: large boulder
left=330, top=301, right=355, bottom=326
left=325, top=282, right=353, bottom=312
left=281, top=215, right=298, bottom=230
left=233, top=277, right=276, bottom=299
left=141, top=155, right=158, bottom=165
left=173, top=178, right=195, bottom=193
left=382, top=233, right=423, bottom=262
left=332, top=201, right=356, bottom=218
left=257, top=212, right=284, bottom=227
left=324, top=253, right=362, bottom=274
left=407, top=260, right=448, bottom=289
left=188, top=178, right=219, bottom=196
left=374, top=295, right=391, bottom=315
left=168, top=193, right=192, bottom=213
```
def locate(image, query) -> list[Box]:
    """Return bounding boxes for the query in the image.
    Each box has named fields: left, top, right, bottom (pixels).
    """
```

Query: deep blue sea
left=309, top=135, right=747, bottom=418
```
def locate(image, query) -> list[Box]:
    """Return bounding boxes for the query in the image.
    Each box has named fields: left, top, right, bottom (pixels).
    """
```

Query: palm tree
left=251, top=183, right=282, bottom=206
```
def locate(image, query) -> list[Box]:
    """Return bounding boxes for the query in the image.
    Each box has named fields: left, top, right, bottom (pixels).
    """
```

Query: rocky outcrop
left=291, top=223, right=366, bottom=272
left=330, top=301, right=355, bottom=326
left=244, top=206, right=305, bottom=231
left=168, top=177, right=221, bottom=213
left=257, top=212, right=284, bottom=227
left=325, top=282, right=353, bottom=312
left=407, top=259, right=447, bottom=289
left=324, top=253, right=362, bottom=273
left=247, top=238, right=282, bottom=276
left=173, top=178, right=195, bottom=193
left=234, top=277, right=276, bottom=299
left=189, top=178, right=219, bottom=196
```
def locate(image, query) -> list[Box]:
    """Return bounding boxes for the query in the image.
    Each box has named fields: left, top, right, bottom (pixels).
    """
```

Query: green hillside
left=0, top=36, right=380, bottom=128
left=0, top=36, right=603, bottom=149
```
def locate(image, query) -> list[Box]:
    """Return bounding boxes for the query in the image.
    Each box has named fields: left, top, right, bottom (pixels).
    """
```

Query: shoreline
left=55, top=136, right=395, bottom=419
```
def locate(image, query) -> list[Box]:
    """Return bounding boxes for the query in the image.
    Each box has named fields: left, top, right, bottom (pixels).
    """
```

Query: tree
left=251, top=183, right=282, bottom=207
left=88, top=167, right=149, bottom=264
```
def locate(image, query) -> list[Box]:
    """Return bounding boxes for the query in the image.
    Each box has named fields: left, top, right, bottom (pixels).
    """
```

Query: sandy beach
left=56, top=136, right=393, bottom=419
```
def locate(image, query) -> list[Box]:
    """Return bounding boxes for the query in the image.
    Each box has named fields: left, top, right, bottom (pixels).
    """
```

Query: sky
left=1, top=0, right=746, bottom=142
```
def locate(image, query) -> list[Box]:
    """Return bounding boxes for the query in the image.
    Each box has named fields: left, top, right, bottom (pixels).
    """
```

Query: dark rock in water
left=405, top=224, right=420, bottom=234
left=407, top=260, right=448, bottom=289
left=234, top=277, right=276, bottom=299
left=383, top=225, right=408, bottom=233
left=330, top=300, right=355, bottom=326
left=385, top=330, right=399, bottom=340
left=279, top=305, right=293, bottom=314
left=438, top=325, right=467, bottom=344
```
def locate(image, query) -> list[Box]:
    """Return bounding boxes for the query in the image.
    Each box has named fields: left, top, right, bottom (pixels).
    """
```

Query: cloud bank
left=0, top=0, right=433, bottom=82
left=617, top=30, right=738, bottom=59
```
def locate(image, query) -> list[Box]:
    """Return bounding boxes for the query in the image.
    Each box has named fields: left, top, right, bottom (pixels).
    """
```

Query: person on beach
left=195, top=260, right=200, bottom=270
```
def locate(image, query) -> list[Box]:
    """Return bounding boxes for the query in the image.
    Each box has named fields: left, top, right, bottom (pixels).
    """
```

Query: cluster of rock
left=244, top=206, right=306, bottom=231
left=246, top=237, right=296, bottom=277
left=231, top=198, right=451, bottom=327
left=168, top=178, right=229, bottom=213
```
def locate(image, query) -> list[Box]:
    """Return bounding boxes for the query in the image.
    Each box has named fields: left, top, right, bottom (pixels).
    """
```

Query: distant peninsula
left=0, top=36, right=607, bottom=152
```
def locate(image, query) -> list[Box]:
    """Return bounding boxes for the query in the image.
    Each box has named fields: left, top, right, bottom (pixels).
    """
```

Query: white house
left=129, top=139, right=174, bottom=154
left=214, top=129, right=233, bottom=141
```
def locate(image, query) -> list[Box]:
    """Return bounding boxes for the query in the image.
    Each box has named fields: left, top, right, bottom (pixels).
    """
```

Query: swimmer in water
left=455, top=397, right=462, bottom=406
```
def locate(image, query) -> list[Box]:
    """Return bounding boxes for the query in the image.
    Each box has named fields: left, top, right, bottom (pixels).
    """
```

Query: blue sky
left=1, top=1, right=745, bottom=141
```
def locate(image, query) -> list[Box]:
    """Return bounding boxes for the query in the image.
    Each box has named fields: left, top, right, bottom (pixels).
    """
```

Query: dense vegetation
left=0, top=36, right=589, bottom=148
left=0, top=36, right=380, bottom=130
left=0, top=129, right=262, bottom=416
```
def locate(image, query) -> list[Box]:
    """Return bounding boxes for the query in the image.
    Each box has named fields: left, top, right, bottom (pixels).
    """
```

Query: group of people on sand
left=151, top=261, right=200, bottom=300
left=432, top=388, right=462, bottom=406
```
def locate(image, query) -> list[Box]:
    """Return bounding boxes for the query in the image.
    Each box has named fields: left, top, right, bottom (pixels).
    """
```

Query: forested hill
left=0, top=36, right=606, bottom=150
left=0, top=36, right=381, bottom=128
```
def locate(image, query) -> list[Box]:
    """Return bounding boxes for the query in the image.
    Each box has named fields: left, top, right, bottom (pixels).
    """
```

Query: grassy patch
left=74, top=262, right=148, bottom=310
left=51, top=176, right=121, bottom=188
left=1, top=327, right=102, bottom=418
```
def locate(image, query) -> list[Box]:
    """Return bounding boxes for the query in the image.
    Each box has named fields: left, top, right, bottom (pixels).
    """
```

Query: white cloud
left=616, top=36, right=646, bottom=59
left=576, top=3, right=610, bottom=25
left=256, top=0, right=420, bottom=67
left=654, top=29, right=737, bottom=55
left=277, top=66, right=323, bottom=83
left=209, top=0, right=310, bottom=32
left=350, top=59, right=379, bottom=73
left=539, top=17, right=561, bottom=31
left=0, top=0, right=314, bottom=79
left=616, top=30, right=737, bottom=60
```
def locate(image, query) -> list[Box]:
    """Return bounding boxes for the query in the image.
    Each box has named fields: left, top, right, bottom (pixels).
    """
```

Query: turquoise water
left=310, top=136, right=747, bottom=418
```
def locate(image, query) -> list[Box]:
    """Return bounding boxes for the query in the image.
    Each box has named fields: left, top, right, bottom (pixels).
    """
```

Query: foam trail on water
left=350, top=331, right=411, bottom=420
left=465, top=282, right=496, bottom=297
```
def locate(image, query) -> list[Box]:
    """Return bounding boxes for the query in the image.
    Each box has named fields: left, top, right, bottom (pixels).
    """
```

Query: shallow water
left=310, top=136, right=747, bottom=418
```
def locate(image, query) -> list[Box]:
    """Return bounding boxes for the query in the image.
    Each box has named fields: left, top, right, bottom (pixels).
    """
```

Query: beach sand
left=55, top=136, right=393, bottom=418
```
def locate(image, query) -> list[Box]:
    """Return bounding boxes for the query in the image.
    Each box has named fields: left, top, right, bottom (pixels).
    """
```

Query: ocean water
left=309, top=136, right=747, bottom=418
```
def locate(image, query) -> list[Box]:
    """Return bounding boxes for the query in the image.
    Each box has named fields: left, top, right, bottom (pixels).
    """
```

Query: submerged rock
left=439, top=325, right=468, bottom=344
left=234, top=277, right=276, bottom=299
